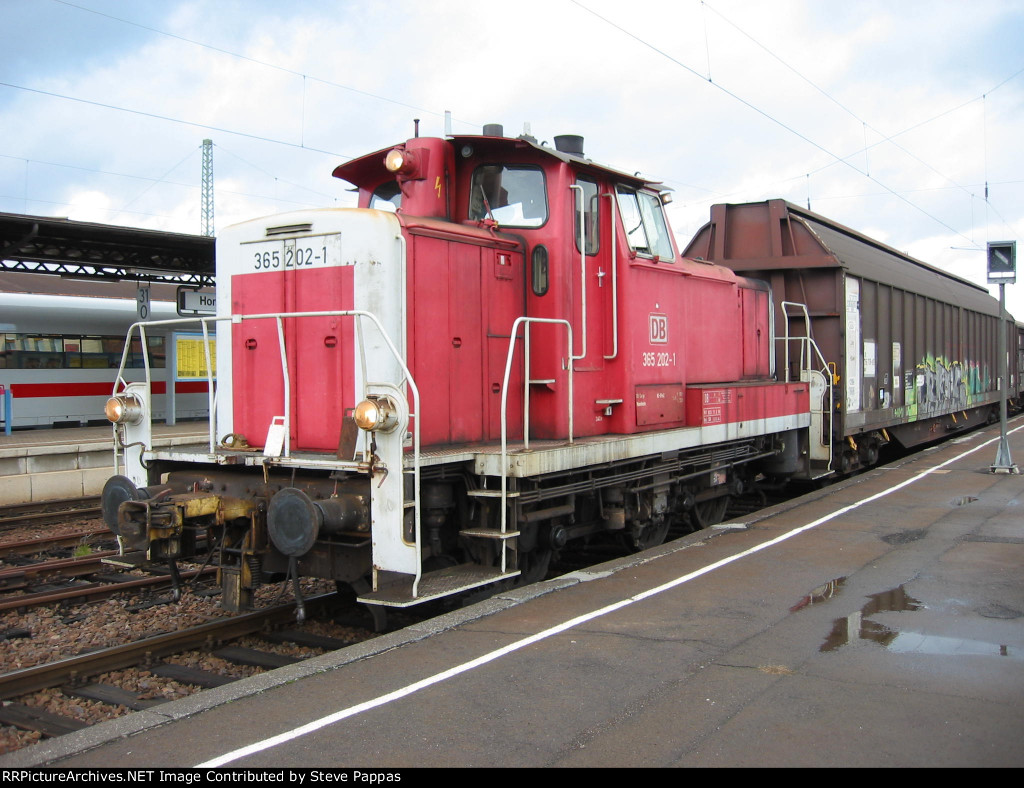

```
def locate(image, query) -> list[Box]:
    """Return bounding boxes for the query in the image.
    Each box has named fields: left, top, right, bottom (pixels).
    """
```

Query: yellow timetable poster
left=175, top=334, right=216, bottom=379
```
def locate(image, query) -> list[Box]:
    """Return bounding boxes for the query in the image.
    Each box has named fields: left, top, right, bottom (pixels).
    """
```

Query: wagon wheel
left=692, top=496, right=730, bottom=530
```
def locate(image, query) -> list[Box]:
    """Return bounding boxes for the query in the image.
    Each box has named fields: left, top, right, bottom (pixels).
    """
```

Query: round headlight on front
left=384, top=147, right=419, bottom=178
left=105, top=393, right=144, bottom=425
left=353, top=396, right=400, bottom=433
left=384, top=148, right=406, bottom=173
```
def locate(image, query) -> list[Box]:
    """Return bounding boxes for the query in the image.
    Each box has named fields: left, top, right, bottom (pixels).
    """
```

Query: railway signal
left=988, top=241, right=1018, bottom=474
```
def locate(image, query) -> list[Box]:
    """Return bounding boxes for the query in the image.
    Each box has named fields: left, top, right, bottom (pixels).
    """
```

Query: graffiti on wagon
left=904, top=355, right=990, bottom=419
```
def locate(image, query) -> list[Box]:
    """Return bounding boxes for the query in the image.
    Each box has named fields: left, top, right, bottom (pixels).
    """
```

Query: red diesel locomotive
left=100, top=123, right=1002, bottom=618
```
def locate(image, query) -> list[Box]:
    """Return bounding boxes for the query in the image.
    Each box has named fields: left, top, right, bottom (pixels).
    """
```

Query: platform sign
left=174, top=332, right=216, bottom=380
left=137, top=285, right=151, bottom=321
left=987, top=241, right=1016, bottom=284
left=177, top=286, right=217, bottom=316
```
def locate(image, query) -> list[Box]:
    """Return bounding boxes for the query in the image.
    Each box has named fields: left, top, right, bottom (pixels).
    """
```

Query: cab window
left=574, top=178, right=599, bottom=255
left=370, top=181, right=401, bottom=212
left=469, top=165, right=547, bottom=227
left=616, top=187, right=674, bottom=260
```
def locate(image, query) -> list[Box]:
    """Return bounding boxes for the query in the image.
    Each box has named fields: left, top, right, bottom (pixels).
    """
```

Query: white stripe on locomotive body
left=473, top=413, right=811, bottom=477
left=215, top=208, right=406, bottom=442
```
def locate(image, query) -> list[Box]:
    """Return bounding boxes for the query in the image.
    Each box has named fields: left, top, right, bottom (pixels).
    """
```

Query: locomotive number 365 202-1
left=642, top=352, right=676, bottom=367
left=253, top=244, right=328, bottom=270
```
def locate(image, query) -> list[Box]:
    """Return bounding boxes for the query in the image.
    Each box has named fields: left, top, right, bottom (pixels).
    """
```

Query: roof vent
left=554, top=135, right=584, bottom=156
left=266, top=223, right=312, bottom=236
left=482, top=123, right=504, bottom=137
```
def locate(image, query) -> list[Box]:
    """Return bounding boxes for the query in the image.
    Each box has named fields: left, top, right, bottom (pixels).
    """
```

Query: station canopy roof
left=0, top=212, right=214, bottom=286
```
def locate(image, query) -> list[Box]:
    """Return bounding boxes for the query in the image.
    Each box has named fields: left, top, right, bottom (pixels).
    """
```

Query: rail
left=0, top=594, right=336, bottom=701
left=499, top=317, right=574, bottom=540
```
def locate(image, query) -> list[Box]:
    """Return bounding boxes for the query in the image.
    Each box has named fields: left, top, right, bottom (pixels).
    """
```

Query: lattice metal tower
left=201, top=139, right=214, bottom=237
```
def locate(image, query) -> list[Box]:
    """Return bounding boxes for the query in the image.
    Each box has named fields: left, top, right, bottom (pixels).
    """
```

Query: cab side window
left=574, top=178, right=599, bottom=255
left=616, top=187, right=674, bottom=261
left=370, top=181, right=402, bottom=212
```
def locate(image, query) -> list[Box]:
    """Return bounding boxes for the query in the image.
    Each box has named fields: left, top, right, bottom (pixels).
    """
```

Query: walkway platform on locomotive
left=0, top=421, right=208, bottom=505
left=5, top=418, right=1023, bottom=768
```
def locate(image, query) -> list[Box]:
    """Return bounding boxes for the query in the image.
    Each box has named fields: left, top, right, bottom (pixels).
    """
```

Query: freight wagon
left=684, top=199, right=1015, bottom=473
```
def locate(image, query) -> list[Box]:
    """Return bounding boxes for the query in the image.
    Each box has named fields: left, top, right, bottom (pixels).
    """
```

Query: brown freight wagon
left=684, top=199, right=1015, bottom=477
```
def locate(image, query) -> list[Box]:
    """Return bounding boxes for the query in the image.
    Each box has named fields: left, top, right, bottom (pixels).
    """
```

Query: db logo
left=649, top=313, right=668, bottom=344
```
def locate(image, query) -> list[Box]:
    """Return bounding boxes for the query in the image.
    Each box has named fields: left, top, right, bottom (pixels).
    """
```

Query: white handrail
left=499, top=316, right=574, bottom=538
left=569, top=184, right=587, bottom=362
left=603, top=191, right=619, bottom=360
left=115, top=308, right=419, bottom=481
left=780, top=301, right=834, bottom=473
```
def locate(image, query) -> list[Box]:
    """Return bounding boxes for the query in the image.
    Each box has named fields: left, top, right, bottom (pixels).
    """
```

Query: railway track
left=0, top=564, right=217, bottom=612
left=0, top=497, right=102, bottom=532
left=0, top=527, right=111, bottom=560
left=0, top=521, right=211, bottom=611
left=0, top=593, right=339, bottom=701
left=0, top=590, right=375, bottom=746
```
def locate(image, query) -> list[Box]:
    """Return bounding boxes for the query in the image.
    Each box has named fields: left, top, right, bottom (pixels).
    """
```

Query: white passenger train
left=0, top=291, right=211, bottom=429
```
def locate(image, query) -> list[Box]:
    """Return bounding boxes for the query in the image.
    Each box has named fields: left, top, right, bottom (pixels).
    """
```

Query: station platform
left=3, top=419, right=1023, bottom=768
left=0, top=421, right=210, bottom=505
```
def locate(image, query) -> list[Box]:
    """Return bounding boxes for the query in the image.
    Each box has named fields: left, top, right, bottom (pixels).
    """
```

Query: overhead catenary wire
left=50, top=0, right=482, bottom=131
left=571, top=0, right=1023, bottom=246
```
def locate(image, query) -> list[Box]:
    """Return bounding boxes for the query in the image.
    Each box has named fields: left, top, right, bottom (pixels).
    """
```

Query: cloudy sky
left=2, top=0, right=1023, bottom=309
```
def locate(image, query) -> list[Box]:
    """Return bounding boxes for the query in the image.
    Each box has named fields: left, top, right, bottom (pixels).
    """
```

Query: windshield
left=469, top=165, right=547, bottom=227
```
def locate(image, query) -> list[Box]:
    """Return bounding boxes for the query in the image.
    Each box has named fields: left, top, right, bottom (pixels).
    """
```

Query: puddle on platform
left=820, top=585, right=1017, bottom=659
left=821, top=586, right=921, bottom=651
left=882, top=529, right=928, bottom=545
left=790, top=577, right=846, bottom=612
left=885, top=633, right=1020, bottom=659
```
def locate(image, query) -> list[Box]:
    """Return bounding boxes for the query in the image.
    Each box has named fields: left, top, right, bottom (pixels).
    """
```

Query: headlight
left=384, top=147, right=420, bottom=178
left=105, top=393, right=144, bottom=425
left=384, top=148, right=407, bottom=172
left=353, top=395, right=400, bottom=433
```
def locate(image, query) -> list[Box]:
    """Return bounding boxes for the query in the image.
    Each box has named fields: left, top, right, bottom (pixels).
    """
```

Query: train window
left=616, top=187, right=674, bottom=261
left=574, top=178, right=600, bottom=256
left=0, top=333, right=165, bottom=369
left=469, top=165, right=547, bottom=227
left=371, top=181, right=402, bottom=212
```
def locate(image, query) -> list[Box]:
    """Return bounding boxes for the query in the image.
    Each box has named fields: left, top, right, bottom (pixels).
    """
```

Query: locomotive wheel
left=626, top=517, right=670, bottom=552
left=337, top=578, right=389, bottom=633
left=692, top=496, right=730, bottom=530
left=516, top=547, right=552, bottom=584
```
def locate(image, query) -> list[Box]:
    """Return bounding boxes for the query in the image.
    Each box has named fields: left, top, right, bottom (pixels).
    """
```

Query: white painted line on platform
left=198, top=425, right=1021, bottom=767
